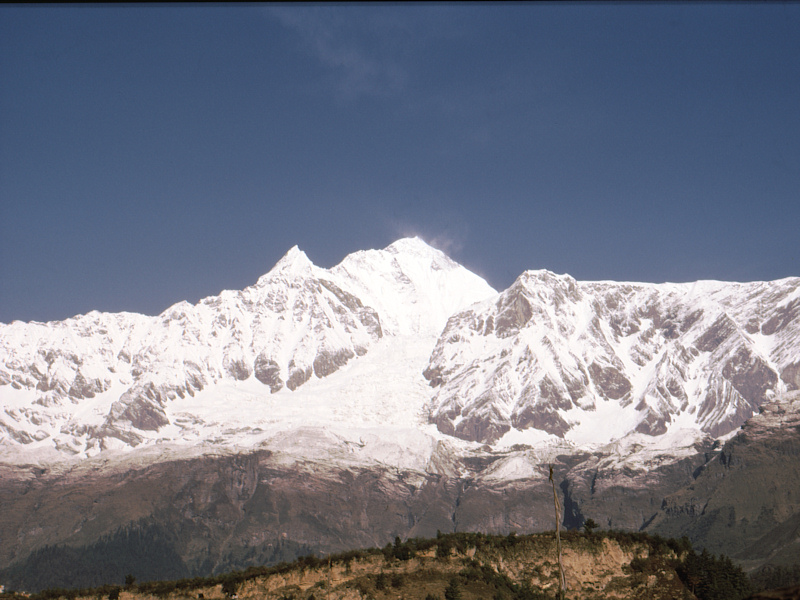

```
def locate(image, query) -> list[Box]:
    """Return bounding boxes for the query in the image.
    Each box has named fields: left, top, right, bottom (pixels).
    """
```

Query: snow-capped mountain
left=1, top=238, right=799, bottom=584
left=2, top=239, right=799, bottom=465
left=0, top=238, right=496, bottom=461
left=425, top=270, right=800, bottom=445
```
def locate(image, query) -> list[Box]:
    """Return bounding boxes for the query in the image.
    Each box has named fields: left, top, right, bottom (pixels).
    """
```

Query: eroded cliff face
left=0, top=443, right=708, bottom=597
left=52, top=536, right=696, bottom=600
left=0, top=449, right=565, bottom=577
left=560, top=446, right=715, bottom=532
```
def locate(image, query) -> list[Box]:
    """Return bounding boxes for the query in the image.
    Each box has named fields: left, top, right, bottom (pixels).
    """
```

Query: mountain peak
left=383, top=237, right=463, bottom=274
left=261, top=246, right=315, bottom=280
left=386, top=236, right=442, bottom=257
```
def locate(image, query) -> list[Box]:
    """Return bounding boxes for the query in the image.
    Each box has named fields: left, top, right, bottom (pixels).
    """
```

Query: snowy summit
left=0, top=238, right=798, bottom=479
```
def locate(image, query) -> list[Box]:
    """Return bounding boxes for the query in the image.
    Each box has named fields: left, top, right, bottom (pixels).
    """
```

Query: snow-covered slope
left=0, top=238, right=495, bottom=462
left=425, top=270, right=800, bottom=445
left=1, top=239, right=798, bottom=476
left=331, top=238, right=494, bottom=336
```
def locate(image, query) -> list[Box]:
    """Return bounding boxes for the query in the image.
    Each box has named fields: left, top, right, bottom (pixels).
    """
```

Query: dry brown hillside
left=20, top=533, right=706, bottom=600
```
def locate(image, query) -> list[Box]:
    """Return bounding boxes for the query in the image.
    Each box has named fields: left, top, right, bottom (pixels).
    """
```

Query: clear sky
left=2, top=3, right=799, bottom=324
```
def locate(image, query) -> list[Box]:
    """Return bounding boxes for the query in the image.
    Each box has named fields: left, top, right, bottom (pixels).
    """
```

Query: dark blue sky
left=2, top=4, right=799, bottom=323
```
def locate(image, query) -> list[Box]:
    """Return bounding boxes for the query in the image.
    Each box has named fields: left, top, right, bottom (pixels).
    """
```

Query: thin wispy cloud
left=266, top=5, right=519, bottom=134
left=268, top=6, right=409, bottom=101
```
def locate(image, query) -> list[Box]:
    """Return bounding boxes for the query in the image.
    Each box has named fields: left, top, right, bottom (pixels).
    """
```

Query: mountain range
left=1, top=238, right=798, bottom=589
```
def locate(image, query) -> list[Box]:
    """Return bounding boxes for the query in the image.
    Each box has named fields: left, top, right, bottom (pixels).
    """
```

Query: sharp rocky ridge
left=1, top=237, right=798, bottom=471
left=426, top=269, right=800, bottom=446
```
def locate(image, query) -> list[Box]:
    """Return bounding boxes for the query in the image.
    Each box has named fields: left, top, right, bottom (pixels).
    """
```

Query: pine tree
left=444, top=578, right=461, bottom=600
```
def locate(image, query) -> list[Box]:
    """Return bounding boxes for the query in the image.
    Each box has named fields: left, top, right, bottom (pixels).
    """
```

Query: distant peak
left=520, top=269, right=570, bottom=281
left=283, top=245, right=307, bottom=260
left=386, top=237, right=441, bottom=256
left=260, top=245, right=315, bottom=281
left=515, top=269, right=579, bottom=290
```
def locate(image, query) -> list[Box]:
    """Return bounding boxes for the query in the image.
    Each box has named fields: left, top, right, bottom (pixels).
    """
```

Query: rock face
left=645, top=391, right=800, bottom=569
left=426, top=272, right=800, bottom=444
left=0, top=446, right=551, bottom=581
left=560, top=444, right=715, bottom=532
